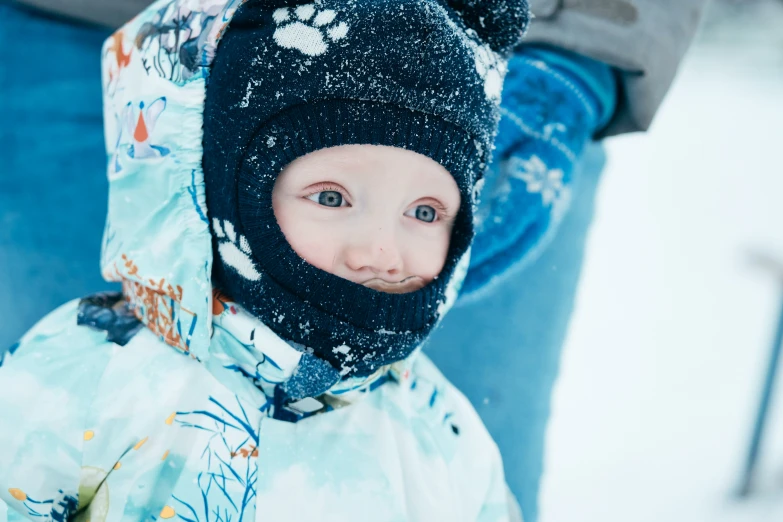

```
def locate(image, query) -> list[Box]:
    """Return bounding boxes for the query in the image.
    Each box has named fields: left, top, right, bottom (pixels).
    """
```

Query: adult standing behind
left=434, top=2, right=706, bottom=522
left=2, top=1, right=707, bottom=521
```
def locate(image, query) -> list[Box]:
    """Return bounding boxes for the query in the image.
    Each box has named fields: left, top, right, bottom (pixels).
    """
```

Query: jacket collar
left=207, top=290, right=409, bottom=421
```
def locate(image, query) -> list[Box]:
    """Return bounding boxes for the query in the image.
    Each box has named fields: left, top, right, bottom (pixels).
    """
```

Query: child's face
left=272, top=144, right=461, bottom=294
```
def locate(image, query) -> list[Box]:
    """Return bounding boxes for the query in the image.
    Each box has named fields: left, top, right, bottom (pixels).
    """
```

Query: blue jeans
left=0, top=5, right=114, bottom=347
left=427, top=142, right=605, bottom=522
left=0, top=6, right=607, bottom=522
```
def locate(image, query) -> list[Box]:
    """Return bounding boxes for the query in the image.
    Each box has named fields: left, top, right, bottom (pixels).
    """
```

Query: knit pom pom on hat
left=445, top=0, right=530, bottom=55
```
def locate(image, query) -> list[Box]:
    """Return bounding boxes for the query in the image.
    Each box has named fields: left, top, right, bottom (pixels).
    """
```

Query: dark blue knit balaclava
left=203, top=0, right=529, bottom=381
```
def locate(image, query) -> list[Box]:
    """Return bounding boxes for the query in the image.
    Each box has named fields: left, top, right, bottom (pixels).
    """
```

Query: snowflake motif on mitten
left=506, top=155, right=565, bottom=207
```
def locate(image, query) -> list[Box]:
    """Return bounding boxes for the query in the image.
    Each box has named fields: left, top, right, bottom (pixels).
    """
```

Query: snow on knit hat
left=202, top=0, right=529, bottom=386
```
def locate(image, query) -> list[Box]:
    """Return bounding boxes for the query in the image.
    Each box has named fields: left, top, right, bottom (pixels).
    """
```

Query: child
left=0, top=0, right=529, bottom=520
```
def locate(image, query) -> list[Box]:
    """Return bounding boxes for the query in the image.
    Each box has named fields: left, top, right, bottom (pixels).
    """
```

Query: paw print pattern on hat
left=470, top=39, right=507, bottom=102
left=213, top=219, right=261, bottom=281
left=272, top=4, right=349, bottom=56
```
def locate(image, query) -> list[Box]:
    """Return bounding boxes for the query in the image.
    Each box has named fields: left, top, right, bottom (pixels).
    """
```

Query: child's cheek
left=288, top=215, right=342, bottom=273
left=403, top=225, right=451, bottom=281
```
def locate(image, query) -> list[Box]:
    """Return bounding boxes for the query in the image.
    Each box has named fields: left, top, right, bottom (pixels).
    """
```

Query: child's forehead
left=280, top=146, right=456, bottom=191
left=278, top=146, right=461, bottom=200
left=293, top=144, right=442, bottom=168
left=305, top=145, right=375, bottom=165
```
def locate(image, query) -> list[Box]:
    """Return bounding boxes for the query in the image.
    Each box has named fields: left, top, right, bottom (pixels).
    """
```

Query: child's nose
left=343, top=230, right=403, bottom=277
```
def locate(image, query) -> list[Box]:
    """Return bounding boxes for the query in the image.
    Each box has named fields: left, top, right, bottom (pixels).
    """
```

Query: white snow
left=540, top=2, right=783, bottom=521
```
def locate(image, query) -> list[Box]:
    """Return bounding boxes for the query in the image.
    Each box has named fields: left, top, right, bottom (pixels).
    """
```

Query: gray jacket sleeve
left=12, top=0, right=153, bottom=28
left=527, top=0, right=708, bottom=136
left=17, top=0, right=706, bottom=137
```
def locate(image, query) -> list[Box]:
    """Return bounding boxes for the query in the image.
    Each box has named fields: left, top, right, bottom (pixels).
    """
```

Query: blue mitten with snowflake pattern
left=459, top=46, right=617, bottom=302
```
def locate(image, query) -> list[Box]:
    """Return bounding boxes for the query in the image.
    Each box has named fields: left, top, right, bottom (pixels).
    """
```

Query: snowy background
left=539, top=1, right=783, bottom=520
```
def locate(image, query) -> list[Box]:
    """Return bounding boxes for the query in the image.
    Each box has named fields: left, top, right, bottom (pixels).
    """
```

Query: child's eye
left=405, top=205, right=437, bottom=223
left=307, top=190, right=347, bottom=208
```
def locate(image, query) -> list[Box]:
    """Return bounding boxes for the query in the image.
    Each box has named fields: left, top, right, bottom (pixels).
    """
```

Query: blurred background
left=1, top=0, right=782, bottom=521
left=540, top=0, right=783, bottom=520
